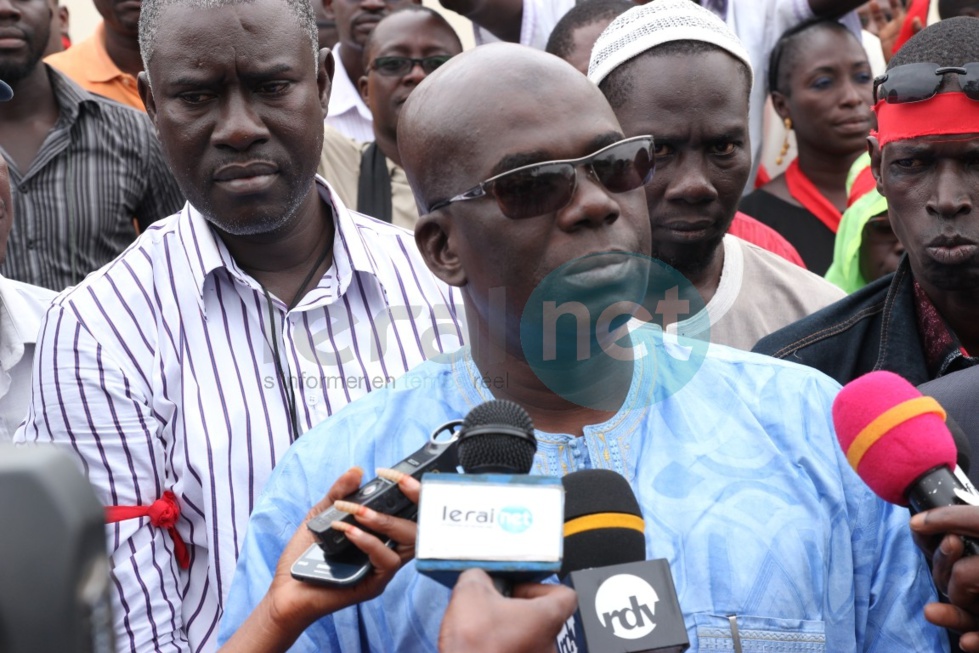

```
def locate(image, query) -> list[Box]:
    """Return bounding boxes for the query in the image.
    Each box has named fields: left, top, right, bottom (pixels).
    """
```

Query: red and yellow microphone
left=833, top=369, right=979, bottom=536
left=833, top=370, right=956, bottom=506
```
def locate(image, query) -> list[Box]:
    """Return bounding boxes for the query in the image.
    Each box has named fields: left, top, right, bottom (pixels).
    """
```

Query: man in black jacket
left=754, top=16, right=979, bottom=387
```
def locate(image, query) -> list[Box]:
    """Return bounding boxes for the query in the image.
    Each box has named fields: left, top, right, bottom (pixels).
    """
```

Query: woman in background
left=740, top=19, right=875, bottom=274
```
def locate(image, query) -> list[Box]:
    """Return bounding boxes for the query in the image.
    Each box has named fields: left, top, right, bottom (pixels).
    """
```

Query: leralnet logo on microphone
left=439, top=504, right=534, bottom=534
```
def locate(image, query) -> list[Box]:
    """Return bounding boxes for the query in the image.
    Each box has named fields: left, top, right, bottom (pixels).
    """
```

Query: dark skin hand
left=866, top=0, right=924, bottom=62
left=220, top=467, right=421, bottom=653
left=438, top=568, right=578, bottom=653
left=910, top=506, right=979, bottom=651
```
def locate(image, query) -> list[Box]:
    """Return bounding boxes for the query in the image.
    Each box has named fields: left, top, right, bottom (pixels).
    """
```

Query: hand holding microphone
left=909, top=506, right=979, bottom=651
left=833, top=371, right=979, bottom=650
left=438, top=569, right=578, bottom=653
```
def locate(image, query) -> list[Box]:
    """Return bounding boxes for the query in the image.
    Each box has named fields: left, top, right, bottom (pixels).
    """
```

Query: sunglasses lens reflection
left=492, top=139, right=654, bottom=220
left=877, top=62, right=979, bottom=103
left=494, top=165, right=576, bottom=220
left=593, top=144, right=654, bottom=193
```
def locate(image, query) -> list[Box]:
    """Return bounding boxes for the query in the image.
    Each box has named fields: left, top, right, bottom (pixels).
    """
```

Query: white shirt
left=325, top=43, right=375, bottom=143
left=473, top=0, right=573, bottom=49
left=0, top=275, right=55, bottom=441
left=15, top=178, right=466, bottom=653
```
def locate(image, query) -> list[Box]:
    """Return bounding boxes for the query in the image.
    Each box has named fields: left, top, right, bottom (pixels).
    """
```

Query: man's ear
left=358, top=74, right=369, bottom=105
left=137, top=72, right=159, bottom=131
left=868, top=135, right=884, bottom=196
left=318, top=48, right=335, bottom=117
left=322, top=0, right=335, bottom=20
left=415, top=212, right=467, bottom=287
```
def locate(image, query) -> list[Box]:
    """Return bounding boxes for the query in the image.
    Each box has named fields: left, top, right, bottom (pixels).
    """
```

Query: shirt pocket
left=694, top=613, right=826, bottom=652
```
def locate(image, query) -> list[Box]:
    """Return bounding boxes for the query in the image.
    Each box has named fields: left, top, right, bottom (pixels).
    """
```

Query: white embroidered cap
left=587, top=0, right=754, bottom=88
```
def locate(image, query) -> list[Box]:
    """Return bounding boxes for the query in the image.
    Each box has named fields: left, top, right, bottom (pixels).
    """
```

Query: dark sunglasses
left=370, top=55, right=453, bottom=77
left=873, top=62, right=979, bottom=104
left=427, top=135, right=655, bottom=220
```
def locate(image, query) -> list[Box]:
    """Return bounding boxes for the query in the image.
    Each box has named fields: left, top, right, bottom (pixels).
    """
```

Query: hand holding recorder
left=219, top=467, right=420, bottom=653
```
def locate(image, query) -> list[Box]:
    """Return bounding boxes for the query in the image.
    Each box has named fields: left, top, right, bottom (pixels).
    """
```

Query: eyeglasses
left=873, top=62, right=979, bottom=104
left=369, top=55, right=453, bottom=77
left=428, top=135, right=655, bottom=220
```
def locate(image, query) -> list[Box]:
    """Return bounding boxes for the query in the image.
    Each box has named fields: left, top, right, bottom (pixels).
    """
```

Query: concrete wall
left=61, top=0, right=474, bottom=49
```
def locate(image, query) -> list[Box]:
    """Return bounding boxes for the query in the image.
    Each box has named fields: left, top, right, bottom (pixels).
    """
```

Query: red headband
left=872, top=92, right=979, bottom=147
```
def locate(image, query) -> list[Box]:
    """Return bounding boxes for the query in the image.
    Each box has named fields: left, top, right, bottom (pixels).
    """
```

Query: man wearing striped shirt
left=14, top=0, right=465, bottom=650
left=0, top=81, right=57, bottom=442
left=0, top=0, right=183, bottom=291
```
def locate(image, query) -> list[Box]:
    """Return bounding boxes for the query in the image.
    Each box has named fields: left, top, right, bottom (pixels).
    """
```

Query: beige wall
left=61, top=0, right=474, bottom=48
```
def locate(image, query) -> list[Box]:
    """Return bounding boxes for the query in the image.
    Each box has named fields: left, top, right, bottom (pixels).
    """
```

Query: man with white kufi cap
left=438, top=0, right=868, bottom=190
left=588, top=0, right=845, bottom=350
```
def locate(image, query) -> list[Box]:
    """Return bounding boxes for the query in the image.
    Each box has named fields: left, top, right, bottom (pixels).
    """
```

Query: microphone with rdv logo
left=557, top=469, right=689, bottom=653
left=415, top=400, right=565, bottom=591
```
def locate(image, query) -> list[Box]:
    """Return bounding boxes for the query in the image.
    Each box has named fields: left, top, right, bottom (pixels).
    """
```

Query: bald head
left=399, top=43, right=618, bottom=211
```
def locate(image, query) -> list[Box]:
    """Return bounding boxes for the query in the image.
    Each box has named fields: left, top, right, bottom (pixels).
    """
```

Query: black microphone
left=558, top=469, right=689, bottom=653
left=457, top=398, right=537, bottom=475
left=0, top=445, right=115, bottom=653
left=416, top=400, right=563, bottom=592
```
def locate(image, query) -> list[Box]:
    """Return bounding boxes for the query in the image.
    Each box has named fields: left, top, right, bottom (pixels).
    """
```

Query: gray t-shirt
left=672, top=235, right=846, bottom=350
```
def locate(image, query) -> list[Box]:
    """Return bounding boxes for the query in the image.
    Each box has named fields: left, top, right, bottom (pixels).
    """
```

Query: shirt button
left=26, top=239, right=35, bottom=250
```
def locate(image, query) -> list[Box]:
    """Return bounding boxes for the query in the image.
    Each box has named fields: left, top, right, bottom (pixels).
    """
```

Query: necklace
left=261, top=224, right=336, bottom=440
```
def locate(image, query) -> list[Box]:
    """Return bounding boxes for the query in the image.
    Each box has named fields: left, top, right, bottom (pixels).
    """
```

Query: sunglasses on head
left=873, top=62, right=979, bottom=104
left=370, top=55, right=453, bottom=77
left=427, top=135, right=655, bottom=220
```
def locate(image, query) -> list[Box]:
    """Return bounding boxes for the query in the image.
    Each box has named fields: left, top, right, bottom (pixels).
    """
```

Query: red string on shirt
left=105, top=491, right=190, bottom=569
left=784, top=159, right=842, bottom=234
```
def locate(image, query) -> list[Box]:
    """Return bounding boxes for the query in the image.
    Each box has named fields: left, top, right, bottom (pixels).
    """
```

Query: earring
left=776, top=117, right=792, bottom=166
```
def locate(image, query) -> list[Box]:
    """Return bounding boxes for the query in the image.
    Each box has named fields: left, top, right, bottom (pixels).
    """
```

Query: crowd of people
left=2, top=0, right=979, bottom=651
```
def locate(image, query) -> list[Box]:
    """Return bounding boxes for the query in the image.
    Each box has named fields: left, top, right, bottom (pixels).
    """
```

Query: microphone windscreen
left=832, top=370, right=956, bottom=505
left=560, top=469, right=646, bottom=577
left=458, top=400, right=537, bottom=474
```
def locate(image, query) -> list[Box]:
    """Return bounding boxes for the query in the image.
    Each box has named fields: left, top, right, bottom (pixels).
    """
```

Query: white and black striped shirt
left=0, top=66, right=184, bottom=291
left=16, top=179, right=466, bottom=652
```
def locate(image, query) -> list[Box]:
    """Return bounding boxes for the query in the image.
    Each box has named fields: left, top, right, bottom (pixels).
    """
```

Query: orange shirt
left=45, top=23, right=143, bottom=111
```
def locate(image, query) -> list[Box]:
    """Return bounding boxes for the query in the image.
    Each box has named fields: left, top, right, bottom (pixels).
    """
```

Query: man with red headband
left=754, top=16, right=979, bottom=388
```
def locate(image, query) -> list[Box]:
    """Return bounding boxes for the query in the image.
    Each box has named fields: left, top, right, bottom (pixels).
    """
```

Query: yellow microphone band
left=846, top=396, right=946, bottom=471
left=563, top=512, right=645, bottom=538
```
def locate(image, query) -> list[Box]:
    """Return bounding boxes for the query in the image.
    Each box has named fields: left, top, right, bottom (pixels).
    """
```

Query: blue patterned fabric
left=220, top=329, right=948, bottom=652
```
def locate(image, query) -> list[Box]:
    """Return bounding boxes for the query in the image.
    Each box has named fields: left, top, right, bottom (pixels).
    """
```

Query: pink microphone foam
left=832, top=370, right=955, bottom=506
